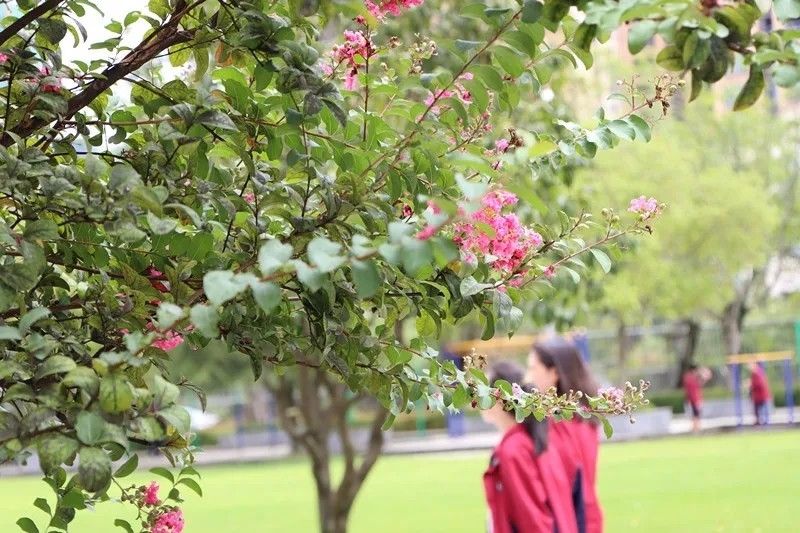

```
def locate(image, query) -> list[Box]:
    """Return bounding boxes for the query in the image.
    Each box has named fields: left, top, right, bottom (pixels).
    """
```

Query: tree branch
left=3, top=0, right=207, bottom=146
left=0, top=0, right=64, bottom=49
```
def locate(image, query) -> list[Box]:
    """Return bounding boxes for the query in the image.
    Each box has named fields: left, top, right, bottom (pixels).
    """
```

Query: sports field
left=0, top=430, right=795, bottom=532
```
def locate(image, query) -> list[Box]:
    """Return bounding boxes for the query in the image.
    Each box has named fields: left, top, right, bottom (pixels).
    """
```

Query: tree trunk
left=675, top=319, right=700, bottom=387
left=268, top=364, right=387, bottom=533
left=721, top=300, right=748, bottom=356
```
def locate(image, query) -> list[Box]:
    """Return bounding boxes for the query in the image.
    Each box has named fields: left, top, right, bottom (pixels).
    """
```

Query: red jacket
left=750, top=367, right=771, bottom=404
left=682, top=371, right=702, bottom=406
left=549, top=419, right=604, bottom=533
left=484, top=424, right=576, bottom=533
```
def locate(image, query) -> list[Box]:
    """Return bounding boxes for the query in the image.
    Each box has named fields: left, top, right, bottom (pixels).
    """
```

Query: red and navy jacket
left=483, top=424, right=577, bottom=533
left=549, top=419, right=604, bottom=533
left=750, top=367, right=771, bottom=404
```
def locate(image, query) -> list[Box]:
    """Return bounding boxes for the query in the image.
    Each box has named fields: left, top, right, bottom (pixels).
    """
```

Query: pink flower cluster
left=143, top=482, right=160, bottom=507
left=424, top=73, right=473, bottom=114
left=243, top=192, right=256, bottom=204
left=151, top=508, right=185, bottom=533
left=453, top=190, right=542, bottom=275
left=599, top=386, right=625, bottom=411
left=151, top=330, right=184, bottom=351
left=0, top=52, right=9, bottom=65
left=329, top=30, right=376, bottom=90
left=416, top=201, right=447, bottom=240
left=37, top=66, right=61, bottom=93
left=365, top=0, right=424, bottom=19
left=628, top=196, right=661, bottom=218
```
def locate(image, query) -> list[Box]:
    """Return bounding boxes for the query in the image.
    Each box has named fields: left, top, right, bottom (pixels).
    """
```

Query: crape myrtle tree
left=1, top=0, right=799, bottom=532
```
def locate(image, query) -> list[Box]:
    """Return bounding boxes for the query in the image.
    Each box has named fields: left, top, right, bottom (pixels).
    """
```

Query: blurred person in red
left=747, top=362, right=771, bottom=425
left=482, top=360, right=576, bottom=533
left=682, top=364, right=710, bottom=433
left=526, top=339, right=603, bottom=533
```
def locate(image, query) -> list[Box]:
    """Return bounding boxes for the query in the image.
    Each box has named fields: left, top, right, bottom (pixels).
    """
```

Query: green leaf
left=177, top=477, right=203, bottom=497
left=0, top=325, right=21, bottom=340
left=61, top=488, right=85, bottom=509
left=99, top=374, right=134, bottom=414
left=156, top=302, right=184, bottom=330
left=148, top=373, right=180, bottom=406
left=113, top=454, right=139, bottom=478
left=628, top=20, right=658, bottom=54
left=76, top=412, right=106, bottom=445
left=258, top=240, right=293, bottom=275
left=655, top=45, right=683, bottom=71
left=401, top=239, right=432, bottom=277
left=493, top=47, right=524, bottom=78
left=627, top=115, right=651, bottom=142
left=16, top=518, right=38, bottom=533
left=605, top=120, right=635, bottom=141
left=251, top=281, right=282, bottom=313
left=307, top=237, right=345, bottom=273
left=19, top=307, right=51, bottom=334
left=733, top=64, right=764, bottom=111
left=294, top=261, right=325, bottom=292
left=157, top=405, right=191, bottom=434
left=130, top=417, right=165, bottom=443
left=23, top=220, right=58, bottom=241
left=35, top=355, right=76, bottom=380
left=150, top=467, right=175, bottom=484
left=78, top=447, right=112, bottom=492
left=590, top=249, right=612, bottom=273
left=460, top=276, right=491, bottom=297
left=203, top=270, right=248, bottom=307
left=146, top=213, right=178, bottom=235
left=62, top=367, right=100, bottom=396
left=190, top=304, right=219, bottom=337
left=775, top=0, right=800, bottom=20
left=196, top=110, right=238, bottom=131
left=521, top=0, right=543, bottom=23
left=38, top=434, right=79, bottom=475
left=352, top=260, right=381, bottom=298
left=114, top=519, right=135, bottom=533
left=471, top=65, right=504, bottom=91
left=602, top=417, right=613, bottom=439
left=33, top=498, right=50, bottom=516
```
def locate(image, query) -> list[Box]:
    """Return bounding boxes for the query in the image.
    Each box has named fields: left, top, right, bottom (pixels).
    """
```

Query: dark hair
left=532, top=339, right=599, bottom=398
left=531, top=339, right=599, bottom=427
left=687, top=363, right=698, bottom=371
left=487, top=360, right=548, bottom=454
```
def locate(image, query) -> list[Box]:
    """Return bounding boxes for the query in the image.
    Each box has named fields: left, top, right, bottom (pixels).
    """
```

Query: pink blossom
left=145, top=266, right=170, bottom=293
left=343, top=71, right=358, bottom=91
left=151, top=508, right=184, bottom=533
left=543, top=265, right=556, bottom=278
left=152, top=331, right=184, bottom=351
left=365, top=0, right=424, bottom=19
left=495, top=138, right=510, bottom=152
left=355, top=15, right=367, bottom=25
left=143, top=482, right=160, bottom=507
left=320, top=63, right=334, bottom=76
left=330, top=29, right=375, bottom=90
left=427, top=200, right=441, bottom=215
left=451, top=189, right=541, bottom=275
left=402, top=204, right=413, bottom=218
left=0, top=53, right=8, bottom=64
left=416, top=225, right=437, bottom=240
left=243, top=192, right=255, bottom=204
left=628, top=196, right=661, bottom=218
left=459, top=72, right=474, bottom=81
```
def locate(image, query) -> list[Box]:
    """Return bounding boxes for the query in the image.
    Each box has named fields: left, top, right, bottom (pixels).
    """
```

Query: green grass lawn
left=0, top=430, right=796, bottom=532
